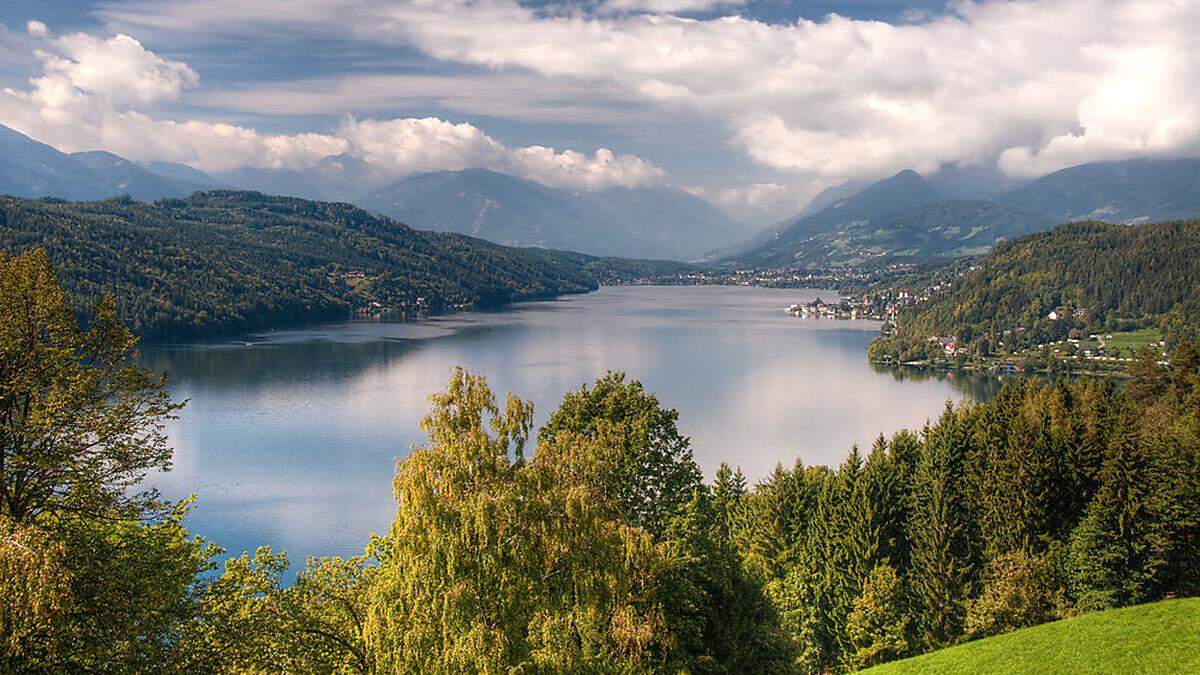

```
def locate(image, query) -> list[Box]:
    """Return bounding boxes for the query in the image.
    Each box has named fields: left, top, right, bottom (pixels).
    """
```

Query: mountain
left=723, top=158, right=1200, bottom=269
left=0, top=124, right=206, bottom=200
left=67, top=151, right=210, bottom=201
left=358, top=168, right=746, bottom=261
left=889, top=218, right=1200, bottom=349
left=925, top=162, right=1019, bottom=200
left=582, top=185, right=754, bottom=260
left=719, top=169, right=977, bottom=267
left=215, top=154, right=386, bottom=202
left=0, top=191, right=689, bottom=339
left=0, top=125, right=114, bottom=199
left=142, top=160, right=223, bottom=187
left=754, top=199, right=1051, bottom=268
left=795, top=179, right=869, bottom=219
left=995, top=157, right=1200, bottom=223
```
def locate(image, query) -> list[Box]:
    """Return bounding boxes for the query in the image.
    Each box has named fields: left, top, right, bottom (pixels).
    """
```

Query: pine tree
left=1067, top=413, right=1170, bottom=611
left=907, top=407, right=976, bottom=649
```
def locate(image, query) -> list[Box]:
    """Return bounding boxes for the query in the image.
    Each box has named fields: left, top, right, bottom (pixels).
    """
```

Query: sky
left=0, top=0, right=1197, bottom=222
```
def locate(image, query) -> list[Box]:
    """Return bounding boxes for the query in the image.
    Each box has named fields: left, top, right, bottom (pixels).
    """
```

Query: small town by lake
left=141, top=285, right=1002, bottom=567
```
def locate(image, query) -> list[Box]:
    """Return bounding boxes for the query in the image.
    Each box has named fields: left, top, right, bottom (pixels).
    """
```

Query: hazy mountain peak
left=358, top=167, right=745, bottom=261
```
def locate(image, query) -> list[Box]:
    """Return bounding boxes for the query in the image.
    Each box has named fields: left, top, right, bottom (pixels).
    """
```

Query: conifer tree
left=907, top=407, right=976, bottom=649
left=1067, top=413, right=1169, bottom=611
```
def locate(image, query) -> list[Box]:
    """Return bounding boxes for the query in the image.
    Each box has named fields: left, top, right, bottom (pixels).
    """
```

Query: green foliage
left=366, top=368, right=673, bottom=672
left=0, top=248, right=182, bottom=525
left=728, top=357, right=1200, bottom=672
left=845, top=564, right=909, bottom=670
left=0, top=192, right=686, bottom=340
left=964, top=549, right=1068, bottom=639
left=0, top=522, right=70, bottom=670
left=539, top=371, right=703, bottom=537
left=4, top=252, right=1200, bottom=673
left=907, top=406, right=976, bottom=650
left=888, top=219, right=1200, bottom=353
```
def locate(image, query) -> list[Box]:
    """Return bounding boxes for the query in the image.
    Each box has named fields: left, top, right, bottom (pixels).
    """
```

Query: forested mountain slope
left=0, top=191, right=686, bottom=339
left=892, top=219, right=1200, bottom=348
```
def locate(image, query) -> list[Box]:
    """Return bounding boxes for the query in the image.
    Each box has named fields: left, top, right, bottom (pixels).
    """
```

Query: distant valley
left=359, top=168, right=753, bottom=261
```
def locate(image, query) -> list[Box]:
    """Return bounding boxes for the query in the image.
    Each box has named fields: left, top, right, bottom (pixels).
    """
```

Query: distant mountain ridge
left=0, top=125, right=208, bottom=201
left=995, top=157, right=1200, bottom=223
left=359, top=168, right=751, bottom=261
left=1, top=124, right=746, bottom=261
left=9, top=122, right=1200, bottom=267
left=721, top=156, right=1200, bottom=268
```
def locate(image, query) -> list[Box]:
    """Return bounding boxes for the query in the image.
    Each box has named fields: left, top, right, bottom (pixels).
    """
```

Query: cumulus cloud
left=597, top=0, right=746, bottom=14
left=26, top=20, right=49, bottom=37
left=33, top=32, right=197, bottom=106
left=336, top=117, right=662, bottom=190
left=0, top=29, right=663, bottom=189
left=104, top=0, right=1200, bottom=185
left=507, top=146, right=664, bottom=190
left=337, top=116, right=504, bottom=173
left=0, top=30, right=341, bottom=171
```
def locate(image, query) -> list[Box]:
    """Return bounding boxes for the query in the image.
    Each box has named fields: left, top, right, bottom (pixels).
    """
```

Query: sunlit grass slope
left=864, top=598, right=1200, bottom=674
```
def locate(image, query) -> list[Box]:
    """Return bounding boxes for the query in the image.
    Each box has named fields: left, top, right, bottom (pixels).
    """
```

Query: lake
left=142, top=285, right=1001, bottom=567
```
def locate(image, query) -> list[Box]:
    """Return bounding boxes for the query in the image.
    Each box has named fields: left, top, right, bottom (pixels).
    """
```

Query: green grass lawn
left=1075, top=327, right=1165, bottom=352
left=863, top=598, right=1200, bottom=674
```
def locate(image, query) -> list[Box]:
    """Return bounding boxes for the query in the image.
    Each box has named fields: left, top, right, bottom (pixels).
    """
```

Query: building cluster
left=787, top=299, right=858, bottom=319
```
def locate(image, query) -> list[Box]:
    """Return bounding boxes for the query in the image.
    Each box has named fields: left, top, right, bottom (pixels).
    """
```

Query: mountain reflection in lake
left=141, top=285, right=1003, bottom=568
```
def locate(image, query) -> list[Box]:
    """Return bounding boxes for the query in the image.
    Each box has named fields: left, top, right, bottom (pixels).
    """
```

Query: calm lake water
left=142, top=285, right=1000, bottom=567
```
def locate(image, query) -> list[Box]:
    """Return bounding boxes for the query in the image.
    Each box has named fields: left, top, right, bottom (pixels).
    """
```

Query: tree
left=539, top=371, right=703, bottom=537
left=176, top=545, right=379, bottom=673
left=844, top=564, right=909, bottom=670
left=365, top=368, right=536, bottom=671
left=712, top=462, right=747, bottom=542
left=907, top=407, right=976, bottom=649
left=0, top=523, right=70, bottom=671
left=1126, top=347, right=1168, bottom=405
left=964, top=549, right=1067, bottom=639
left=1067, top=415, right=1170, bottom=611
left=0, top=248, right=182, bottom=525
left=365, top=369, right=673, bottom=672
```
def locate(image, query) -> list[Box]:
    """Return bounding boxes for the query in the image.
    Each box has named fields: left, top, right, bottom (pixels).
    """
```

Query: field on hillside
left=864, top=598, right=1200, bottom=674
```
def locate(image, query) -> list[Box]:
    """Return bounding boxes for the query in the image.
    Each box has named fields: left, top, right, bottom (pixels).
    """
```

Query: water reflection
left=870, top=363, right=1007, bottom=402
left=142, top=286, right=1000, bottom=568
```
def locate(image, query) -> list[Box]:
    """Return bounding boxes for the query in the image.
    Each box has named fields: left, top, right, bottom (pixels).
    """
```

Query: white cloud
left=709, top=181, right=820, bottom=224
left=507, top=146, right=664, bottom=190
left=337, top=116, right=664, bottom=190
left=35, top=32, right=197, bottom=105
left=597, top=0, right=746, bottom=14
left=0, top=31, right=340, bottom=172
left=26, top=20, right=49, bottom=37
left=337, top=116, right=504, bottom=173
left=0, top=31, right=664, bottom=189
left=101, top=0, right=1200, bottom=185
left=196, top=72, right=650, bottom=126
